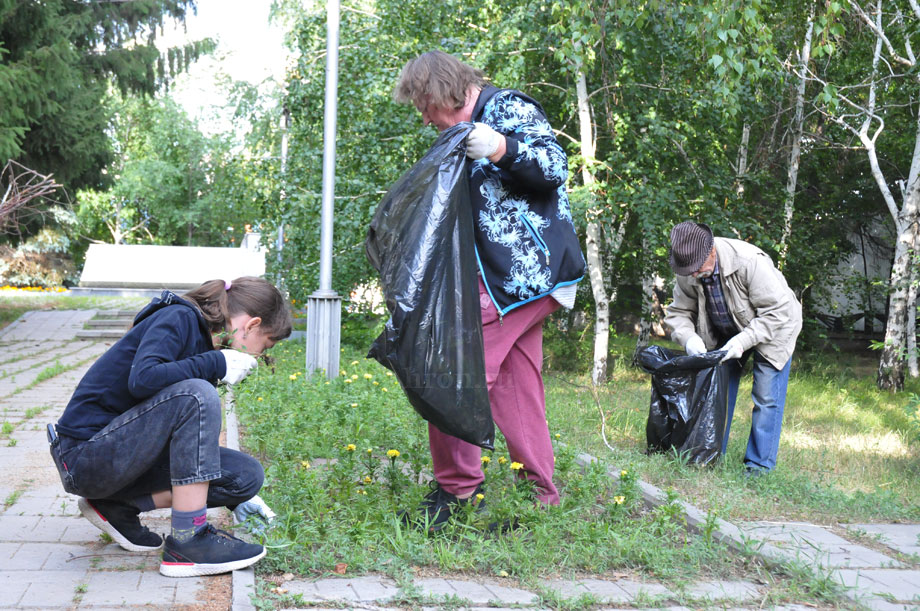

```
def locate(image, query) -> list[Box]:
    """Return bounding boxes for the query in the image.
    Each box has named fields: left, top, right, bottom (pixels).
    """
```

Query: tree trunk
left=908, top=263, right=918, bottom=378
left=779, top=10, right=813, bottom=269
left=877, top=216, right=918, bottom=390
left=734, top=122, right=750, bottom=197
left=577, top=70, right=609, bottom=386
left=635, top=244, right=654, bottom=354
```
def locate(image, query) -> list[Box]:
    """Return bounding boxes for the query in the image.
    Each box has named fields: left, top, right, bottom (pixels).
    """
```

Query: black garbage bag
left=636, top=345, right=727, bottom=466
left=365, top=122, right=494, bottom=450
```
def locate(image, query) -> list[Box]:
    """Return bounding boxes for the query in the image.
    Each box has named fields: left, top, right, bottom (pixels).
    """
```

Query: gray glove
left=684, top=334, right=706, bottom=356
left=232, top=494, right=276, bottom=534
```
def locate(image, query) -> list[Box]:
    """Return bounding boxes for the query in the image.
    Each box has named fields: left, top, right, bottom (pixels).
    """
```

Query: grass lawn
left=230, top=320, right=887, bottom=608
left=547, top=335, right=920, bottom=525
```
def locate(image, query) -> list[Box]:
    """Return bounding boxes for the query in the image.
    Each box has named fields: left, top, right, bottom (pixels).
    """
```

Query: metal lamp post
left=305, top=0, right=342, bottom=379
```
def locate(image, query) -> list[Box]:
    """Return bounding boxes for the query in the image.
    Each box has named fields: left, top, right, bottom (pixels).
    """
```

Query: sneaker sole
left=78, top=498, right=163, bottom=552
left=159, top=547, right=267, bottom=577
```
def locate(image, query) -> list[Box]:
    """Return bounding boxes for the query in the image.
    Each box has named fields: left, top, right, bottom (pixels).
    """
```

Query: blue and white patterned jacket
left=471, top=86, right=586, bottom=316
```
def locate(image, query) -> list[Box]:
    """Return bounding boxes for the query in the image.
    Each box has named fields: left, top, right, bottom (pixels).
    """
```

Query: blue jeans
left=56, top=379, right=263, bottom=507
left=722, top=352, right=792, bottom=471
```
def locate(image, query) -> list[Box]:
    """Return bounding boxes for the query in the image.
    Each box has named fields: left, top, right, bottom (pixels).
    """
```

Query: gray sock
left=171, top=507, right=207, bottom=543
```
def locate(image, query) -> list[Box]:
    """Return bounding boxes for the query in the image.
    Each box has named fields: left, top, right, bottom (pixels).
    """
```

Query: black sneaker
left=78, top=497, right=163, bottom=552
left=399, top=482, right=485, bottom=532
left=159, top=523, right=266, bottom=577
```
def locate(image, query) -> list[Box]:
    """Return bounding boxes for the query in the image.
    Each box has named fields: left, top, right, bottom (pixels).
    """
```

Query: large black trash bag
left=365, top=123, right=494, bottom=450
left=636, top=345, right=727, bottom=466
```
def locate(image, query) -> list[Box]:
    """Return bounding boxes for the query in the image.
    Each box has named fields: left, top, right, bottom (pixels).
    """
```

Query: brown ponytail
left=183, top=277, right=292, bottom=346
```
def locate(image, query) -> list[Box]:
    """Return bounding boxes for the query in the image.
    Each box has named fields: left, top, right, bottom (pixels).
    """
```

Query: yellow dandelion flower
left=620, top=470, right=628, bottom=478
left=357, top=489, right=367, bottom=495
left=498, top=570, right=509, bottom=577
left=372, top=381, right=379, bottom=385
left=344, top=379, right=352, bottom=384
left=340, top=370, right=347, bottom=376
left=350, top=403, right=358, bottom=408
left=367, top=448, right=373, bottom=454
left=613, top=496, right=625, bottom=505
left=498, top=456, right=508, bottom=465
left=257, top=397, right=263, bottom=402
left=364, top=476, right=372, bottom=483
left=386, top=371, right=393, bottom=377
left=510, top=462, right=524, bottom=471
left=301, top=460, right=311, bottom=468
left=345, top=444, right=356, bottom=452
left=351, top=374, right=358, bottom=380
left=386, top=449, right=400, bottom=458
left=554, top=433, right=561, bottom=439
left=325, top=381, right=330, bottom=385
left=363, top=373, right=373, bottom=379
left=351, top=360, right=359, bottom=366
left=475, top=493, right=485, bottom=502
left=481, top=456, right=491, bottom=464
left=381, top=387, right=388, bottom=392
left=289, top=374, right=297, bottom=381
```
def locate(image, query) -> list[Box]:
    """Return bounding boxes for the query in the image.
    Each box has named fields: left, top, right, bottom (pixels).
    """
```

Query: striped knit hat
left=669, top=221, right=714, bottom=275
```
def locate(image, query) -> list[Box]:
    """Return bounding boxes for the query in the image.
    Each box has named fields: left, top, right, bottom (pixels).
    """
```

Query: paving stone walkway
left=0, top=312, right=221, bottom=609
left=1, top=309, right=919, bottom=610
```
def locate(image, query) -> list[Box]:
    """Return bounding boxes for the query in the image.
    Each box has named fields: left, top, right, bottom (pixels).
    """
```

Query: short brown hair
left=394, top=50, right=487, bottom=110
left=183, top=276, right=292, bottom=344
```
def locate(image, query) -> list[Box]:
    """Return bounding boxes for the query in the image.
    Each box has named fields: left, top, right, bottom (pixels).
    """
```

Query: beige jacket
left=664, top=237, right=802, bottom=369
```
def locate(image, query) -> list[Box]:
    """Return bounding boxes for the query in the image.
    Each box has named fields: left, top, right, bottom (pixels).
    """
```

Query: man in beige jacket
left=664, top=221, right=802, bottom=475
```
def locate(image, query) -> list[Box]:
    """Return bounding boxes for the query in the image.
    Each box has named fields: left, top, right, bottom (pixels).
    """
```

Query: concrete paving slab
left=852, top=524, right=920, bottom=557
left=686, top=579, right=760, bottom=601
left=0, top=570, right=32, bottom=606
left=482, top=581, right=540, bottom=604
left=17, top=570, right=93, bottom=607
left=0, top=310, right=97, bottom=341
left=445, top=579, right=500, bottom=603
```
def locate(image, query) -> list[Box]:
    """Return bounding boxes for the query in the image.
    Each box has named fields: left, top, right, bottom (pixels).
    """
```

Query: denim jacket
left=470, top=87, right=586, bottom=316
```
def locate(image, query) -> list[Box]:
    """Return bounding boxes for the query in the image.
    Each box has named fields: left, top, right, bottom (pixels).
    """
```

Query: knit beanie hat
left=669, top=221, right=714, bottom=275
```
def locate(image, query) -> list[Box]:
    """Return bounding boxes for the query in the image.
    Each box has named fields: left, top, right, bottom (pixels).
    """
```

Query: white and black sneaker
left=159, top=523, right=266, bottom=577
left=78, top=497, right=163, bottom=552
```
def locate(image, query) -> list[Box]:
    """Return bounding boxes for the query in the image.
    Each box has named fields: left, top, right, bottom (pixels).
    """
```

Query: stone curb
left=225, top=390, right=257, bottom=611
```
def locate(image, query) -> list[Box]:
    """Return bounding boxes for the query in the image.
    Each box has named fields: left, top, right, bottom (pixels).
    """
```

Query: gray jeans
left=53, top=379, right=263, bottom=507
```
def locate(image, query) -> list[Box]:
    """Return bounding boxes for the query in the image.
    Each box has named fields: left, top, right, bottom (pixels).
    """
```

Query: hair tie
left=224, top=280, right=232, bottom=291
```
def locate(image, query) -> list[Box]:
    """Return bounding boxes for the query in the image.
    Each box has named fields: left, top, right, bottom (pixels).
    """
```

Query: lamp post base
left=305, top=289, right=342, bottom=380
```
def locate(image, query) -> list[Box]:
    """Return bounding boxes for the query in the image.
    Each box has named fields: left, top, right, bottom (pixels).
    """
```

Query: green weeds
left=236, top=342, right=740, bottom=583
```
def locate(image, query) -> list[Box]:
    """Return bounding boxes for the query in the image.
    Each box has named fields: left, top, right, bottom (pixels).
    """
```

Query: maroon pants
left=428, top=278, right=560, bottom=504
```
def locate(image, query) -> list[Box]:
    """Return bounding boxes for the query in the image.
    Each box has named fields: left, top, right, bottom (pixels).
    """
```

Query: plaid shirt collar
left=699, top=261, right=739, bottom=339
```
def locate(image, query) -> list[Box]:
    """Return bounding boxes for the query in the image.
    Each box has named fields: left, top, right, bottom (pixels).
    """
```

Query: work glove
left=232, top=494, right=276, bottom=534
left=684, top=334, right=707, bottom=356
left=466, top=122, right=502, bottom=159
left=220, top=349, right=258, bottom=385
left=720, top=335, right=745, bottom=363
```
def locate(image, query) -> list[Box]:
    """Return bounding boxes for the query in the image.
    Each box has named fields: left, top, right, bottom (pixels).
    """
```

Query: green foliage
left=0, top=0, right=210, bottom=197
left=71, top=95, right=264, bottom=251
left=233, top=339, right=741, bottom=583
left=0, top=228, right=78, bottom=287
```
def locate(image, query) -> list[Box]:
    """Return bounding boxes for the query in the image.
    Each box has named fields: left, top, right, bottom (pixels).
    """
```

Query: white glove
left=720, top=335, right=745, bottom=362
left=684, top=334, right=707, bottom=356
left=220, top=349, right=258, bottom=385
left=466, top=122, right=502, bottom=159
left=232, top=494, right=276, bottom=534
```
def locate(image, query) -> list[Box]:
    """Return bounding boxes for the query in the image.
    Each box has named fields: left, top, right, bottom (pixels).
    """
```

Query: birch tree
left=810, top=0, right=920, bottom=390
